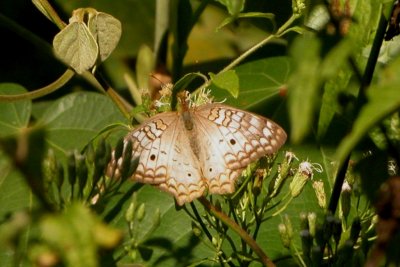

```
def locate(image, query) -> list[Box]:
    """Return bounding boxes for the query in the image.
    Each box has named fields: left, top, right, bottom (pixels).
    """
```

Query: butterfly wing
left=194, top=103, right=287, bottom=194
left=126, top=112, right=206, bottom=205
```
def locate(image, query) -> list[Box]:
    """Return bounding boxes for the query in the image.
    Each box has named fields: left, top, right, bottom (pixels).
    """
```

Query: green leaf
left=88, top=11, right=122, bottom=62
left=53, top=22, right=98, bottom=74
left=36, top=92, right=127, bottom=156
left=216, top=0, right=245, bottom=16
left=288, top=36, right=321, bottom=143
left=218, top=12, right=275, bottom=30
left=0, top=153, right=33, bottom=219
left=0, top=83, right=31, bottom=138
left=211, top=57, right=291, bottom=111
left=136, top=45, right=155, bottom=91
left=335, top=57, right=400, bottom=167
left=209, top=70, right=239, bottom=98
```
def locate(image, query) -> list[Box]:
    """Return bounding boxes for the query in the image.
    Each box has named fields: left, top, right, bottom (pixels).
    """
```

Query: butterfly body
left=124, top=103, right=287, bottom=205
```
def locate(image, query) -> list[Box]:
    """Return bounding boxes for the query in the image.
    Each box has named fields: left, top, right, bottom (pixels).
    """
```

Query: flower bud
left=67, top=151, right=76, bottom=187
left=152, top=208, right=161, bottom=229
left=191, top=222, right=202, bottom=237
left=278, top=223, right=291, bottom=248
left=114, top=137, right=125, bottom=161
left=252, top=169, right=264, bottom=196
left=312, top=180, right=326, bottom=209
left=269, top=151, right=296, bottom=197
left=125, top=202, right=135, bottom=223
left=332, top=217, right=342, bottom=245
left=290, top=161, right=313, bottom=197
left=341, top=181, right=352, bottom=220
left=349, top=217, right=361, bottom=244
left=300, top=212, right=309, bottom=231
left=308, top=212, right=317, bottom=237
left=136, top=203, right=146, bottom=222
left=76, top=152, right=88, bottom=195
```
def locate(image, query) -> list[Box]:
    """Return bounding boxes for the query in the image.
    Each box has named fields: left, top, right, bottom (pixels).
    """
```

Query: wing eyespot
left=150, top=154, right=156, bottom=161
left=230, top=139, right=236, bottom=145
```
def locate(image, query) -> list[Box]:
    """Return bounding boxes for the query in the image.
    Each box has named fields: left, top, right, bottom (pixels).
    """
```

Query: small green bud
left=191, top=222, right=202, bottom=237
left=312, top=180, right=326, bottom=209
left=76, top=152, right=88, bottom=194
left=212, top=236, right=218, bottom=246
left=136, top=203, right=146, bottom=222
left=349, top=217, right=361, bottom=244
left=95, top=138, right=106, bottom=162
left=125, top=202, right=135, bottom=223
left=129, top=249, right=137, bottom=261
left=292, top=0, right=306, bottom=15
left=308, top=212, right=317, bottom=237
left=152, top=208, right=161, bottom=229
left=85, top=142, right=95, bottom=163
left=332, top=217, right=342, bottom=245
left=56, top=161, right=64, bottom=191
left=114, top=137, right=125, bottom=160
left=322, top=214, right=335, bottom=241
left=67, top=151, right=77, bottom=187
left=283, top=214, right=293, bottom=239
left=252, top=170, right=263, bottom=196
left=278, top=223, right=291, bottom=248
left=300, top=212, right=309, bottom=231
left=42, top=149, right=57, bottom=184
left=269, top=151, right=296, bottom=197
left=341, top=181, right=352, bottom=220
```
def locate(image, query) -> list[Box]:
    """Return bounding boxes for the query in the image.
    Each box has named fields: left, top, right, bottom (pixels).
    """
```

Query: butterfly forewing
left=122, top=102, right=286, bottom=205
left=194, top=104, right=287, bottom=195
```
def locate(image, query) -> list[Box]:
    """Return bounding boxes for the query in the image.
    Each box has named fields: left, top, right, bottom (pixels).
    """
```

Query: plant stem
left=198, top=197, right=276, bottom=267
left=36, top=0, right=66, bottom=29
left=0, top=69, right=74, bottom=102
left=219, top=14, right=299, bottom=75
left=328, top=4, right=391, bottom=215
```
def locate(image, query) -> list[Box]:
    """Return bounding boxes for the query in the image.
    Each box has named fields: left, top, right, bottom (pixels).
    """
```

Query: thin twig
left=198, top=197, right=276, bottom=267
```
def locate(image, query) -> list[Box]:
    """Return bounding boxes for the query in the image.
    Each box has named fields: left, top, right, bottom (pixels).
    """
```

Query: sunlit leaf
left=53, top=21, right=98, bottom=74
left=88, top=11, right=122, bottom=62
left=288, top=36, right=321, bottom=143
left=211, top=57, right=291, bottom=115
left=209, top=70, right=239, bottom=98
left=136, top=45, right=155, bottom=91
